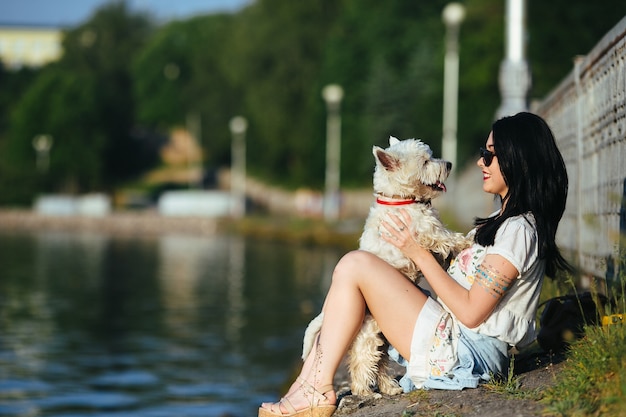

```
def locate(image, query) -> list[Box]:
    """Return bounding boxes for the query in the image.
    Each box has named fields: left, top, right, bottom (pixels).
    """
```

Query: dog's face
left=372, top=136, right=451, bottom=201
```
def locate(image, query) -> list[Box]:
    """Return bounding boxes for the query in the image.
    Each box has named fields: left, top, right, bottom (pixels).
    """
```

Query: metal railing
left=532, top=15, right=626, bottom=283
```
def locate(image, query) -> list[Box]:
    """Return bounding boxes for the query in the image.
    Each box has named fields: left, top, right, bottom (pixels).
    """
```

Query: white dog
left=302, top=136, right=471, bottom=396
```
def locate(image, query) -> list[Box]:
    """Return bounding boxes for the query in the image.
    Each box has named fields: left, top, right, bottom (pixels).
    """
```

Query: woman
left=259, top=112, right=572, bottom=417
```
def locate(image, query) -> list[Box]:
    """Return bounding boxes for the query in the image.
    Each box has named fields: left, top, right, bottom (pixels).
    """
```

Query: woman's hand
left=380, top=209, right=430, bottom=265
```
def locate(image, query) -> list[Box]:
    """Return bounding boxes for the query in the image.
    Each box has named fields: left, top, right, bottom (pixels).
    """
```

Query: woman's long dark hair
left=474, top=112, right=572, bottom=278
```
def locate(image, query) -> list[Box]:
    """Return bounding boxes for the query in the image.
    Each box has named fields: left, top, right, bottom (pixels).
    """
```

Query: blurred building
left=0, top=24, right=62, bottom=68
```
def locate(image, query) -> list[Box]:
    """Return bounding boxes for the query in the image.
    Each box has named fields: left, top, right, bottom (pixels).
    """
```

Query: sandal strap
left=295, top=377, right=334, bottom=406
left=266, top=396, right=297, bottom=416
left=260, top=379, right=336, bottom=417
left=277, top=397, right=297, bottom=415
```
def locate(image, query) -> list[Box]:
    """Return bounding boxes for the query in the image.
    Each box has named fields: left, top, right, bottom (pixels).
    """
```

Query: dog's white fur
left=302, top=136, right=471, bottom=396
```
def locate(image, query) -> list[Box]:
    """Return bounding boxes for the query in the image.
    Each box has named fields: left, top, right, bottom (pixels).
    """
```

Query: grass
left=483, top=355, right=543, bottom=401
left=540, top=289, right=626, bottom=417
left=480, top=267, right=626, bottom=416
left=221, top=214, right=364, bottom=250
left=541, top=327, right=626, bottom=416
left=222, top=208, right=467, bottom=252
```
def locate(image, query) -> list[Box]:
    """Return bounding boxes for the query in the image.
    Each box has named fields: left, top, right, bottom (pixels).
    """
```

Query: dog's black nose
left=446, top=161, right=452, bottom=171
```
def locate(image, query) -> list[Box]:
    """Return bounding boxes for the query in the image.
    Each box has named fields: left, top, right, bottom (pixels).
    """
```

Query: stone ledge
left=0, top=210, right=220, bottom=236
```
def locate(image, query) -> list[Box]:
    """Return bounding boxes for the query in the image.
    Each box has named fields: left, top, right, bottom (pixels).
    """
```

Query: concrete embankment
left=0, top=209, right=364, bottom=250
left=0, top=210, right=221, bottom=236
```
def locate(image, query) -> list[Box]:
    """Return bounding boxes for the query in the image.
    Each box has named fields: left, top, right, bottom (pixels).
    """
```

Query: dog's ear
left=373, top=147, right=399, bottom=171
left=389, top=136, right=400, bottom=146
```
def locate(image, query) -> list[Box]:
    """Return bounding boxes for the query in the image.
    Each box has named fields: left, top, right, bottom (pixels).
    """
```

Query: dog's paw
left=378, top=377, right=403, bottom=396
left=350, top=380, right=376, bottom=396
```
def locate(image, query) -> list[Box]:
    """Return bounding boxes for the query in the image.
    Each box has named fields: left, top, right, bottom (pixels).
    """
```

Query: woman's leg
left=261, top=250, right=428, bottom=413
left=327, top=250, right=429, bottom=360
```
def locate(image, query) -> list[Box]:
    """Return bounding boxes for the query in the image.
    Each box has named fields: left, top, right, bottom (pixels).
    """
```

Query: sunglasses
left=479, top=147, right=496, bottom=167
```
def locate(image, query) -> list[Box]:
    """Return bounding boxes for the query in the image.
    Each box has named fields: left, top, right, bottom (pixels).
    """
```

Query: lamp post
left=322, top=84, right=344, bottom=222
left=496, top=0, right=530, bottom=119
left=441, top=2, right=465, bottom=172
left=229, top=116, right=248, bottom=219
left=32, top=134, right=53, bottom=173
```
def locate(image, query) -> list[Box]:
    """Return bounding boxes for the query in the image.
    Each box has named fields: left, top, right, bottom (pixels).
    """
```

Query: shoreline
left=0, top=209, right=362, bottom=249
left=0, top=209, right=221, bottom=236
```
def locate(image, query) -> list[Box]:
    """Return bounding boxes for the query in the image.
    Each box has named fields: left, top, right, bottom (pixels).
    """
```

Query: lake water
left=0, top=230, right=344, bottom=416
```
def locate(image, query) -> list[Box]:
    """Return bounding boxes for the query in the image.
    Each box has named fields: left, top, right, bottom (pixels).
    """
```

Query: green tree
left=66, top=2, right=155, bottom=185
left=133, top=14, right=240, bottom=170
left=0, top=64, right=38, bottom=135
left=315, top=0, right=450, bottom=185
left=133, top=20, right=194, bottom=128
left=8, top=66, right=103, bottom=195
left=2, top=0, right=624, bottom=206
left=0, top=64, right=41, bottom=204
left=2, top=1, right=157, bottom=201
left=527, top=0, right=626, bottom=97
left=456, top=0, right=504, bottom=167
left=225, top=0, right=341, bottom=186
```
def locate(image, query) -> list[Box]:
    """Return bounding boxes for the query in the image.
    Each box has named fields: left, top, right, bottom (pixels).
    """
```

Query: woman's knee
left=333, top=250, right=380, bottom=283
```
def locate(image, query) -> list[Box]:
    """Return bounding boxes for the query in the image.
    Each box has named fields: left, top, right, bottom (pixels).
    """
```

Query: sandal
left=258, top=377, right=337, bottom=417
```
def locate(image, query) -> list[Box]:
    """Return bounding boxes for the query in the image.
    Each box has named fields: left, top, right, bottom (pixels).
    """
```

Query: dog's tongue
left=437, top=181, right=447, bottom=192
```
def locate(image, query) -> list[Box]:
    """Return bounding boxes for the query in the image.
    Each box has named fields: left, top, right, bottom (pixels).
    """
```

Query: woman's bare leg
left=260, top=250, right=428, bottom=413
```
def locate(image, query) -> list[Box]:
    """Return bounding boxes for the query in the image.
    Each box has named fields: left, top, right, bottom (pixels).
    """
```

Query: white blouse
left=443, top=213, right=545, bottom=348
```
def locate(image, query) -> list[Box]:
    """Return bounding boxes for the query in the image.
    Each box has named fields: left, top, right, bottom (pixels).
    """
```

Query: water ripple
left=0, top=379, right=53, bottom=396
left=89, top=370, right=161, bottom=389
left=36, top=391, right=139, bottom=410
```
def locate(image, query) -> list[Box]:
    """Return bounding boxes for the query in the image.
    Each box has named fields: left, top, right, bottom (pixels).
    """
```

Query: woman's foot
left=259, top=377, right=337, bottom=416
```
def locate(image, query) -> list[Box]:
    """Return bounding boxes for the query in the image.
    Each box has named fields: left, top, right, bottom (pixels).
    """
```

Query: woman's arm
left=381, top=210, right=518, bottom=328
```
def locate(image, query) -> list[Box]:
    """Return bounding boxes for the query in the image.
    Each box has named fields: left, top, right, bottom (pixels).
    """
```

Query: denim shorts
left=389, top=297, right=509, bottom=391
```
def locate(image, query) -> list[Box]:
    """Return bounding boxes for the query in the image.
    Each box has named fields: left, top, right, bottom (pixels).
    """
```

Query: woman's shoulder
left=478, top=211, right=537, bottom=240
left=490, top=212, right=540, bottom=272
left=498, top=212, right=537, bottom=234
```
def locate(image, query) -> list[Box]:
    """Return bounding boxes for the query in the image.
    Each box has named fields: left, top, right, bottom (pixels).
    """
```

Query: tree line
left=0, top=0, right=623, bottom=206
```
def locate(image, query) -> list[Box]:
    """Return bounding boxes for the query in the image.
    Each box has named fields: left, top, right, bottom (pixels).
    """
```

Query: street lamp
left=32, top=134, right=53, bottom=173
left=322, top=84, right=344, bottom=222
left=496, top=0, right=530, bottom=119
left=441, top=2, right=465, bottom=173
left=229, top=116, right=248, bottom=219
